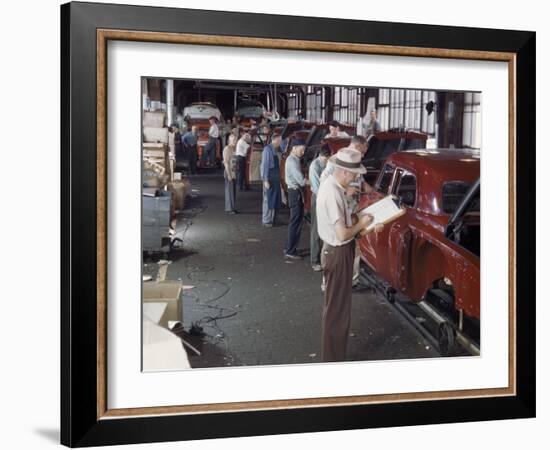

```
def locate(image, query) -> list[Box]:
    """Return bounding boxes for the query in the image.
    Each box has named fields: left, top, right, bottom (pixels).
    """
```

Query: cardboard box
left=142, top=316, right=190, bottom=371
left=143, top=111, right=166, bottom=128
left=142, top=280, right=183, bottom=328
left=167, top=180, right=188, bottom=212
left=143, top=126, right=169, bottom=144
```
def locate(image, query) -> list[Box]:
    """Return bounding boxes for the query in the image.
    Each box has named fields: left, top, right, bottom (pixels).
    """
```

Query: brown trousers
left=321, top=240, right=355, bottom=362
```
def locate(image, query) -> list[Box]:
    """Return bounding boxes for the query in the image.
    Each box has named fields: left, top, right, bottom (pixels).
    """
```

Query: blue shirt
left=285, top=154, right=306, bottom=189
left=181, top=131, right=197, bottom=147
left=308, top=156, right=326, bottom=195
left=260, top=143, right=284, bottom=181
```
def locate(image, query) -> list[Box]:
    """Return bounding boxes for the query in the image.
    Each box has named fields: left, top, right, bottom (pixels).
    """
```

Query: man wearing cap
left=181, top=125, right=199, bottom=174
left=284, top=138, right=307, bottom=260
left=202, top=116, right=219, bottom=166
left=260, top=132, right=285, bottom=227
left=325, top=120, right=350, bottom=139
left=308, top=145, right=331, bottom=271
left=316, top=147, right=382, bottom=362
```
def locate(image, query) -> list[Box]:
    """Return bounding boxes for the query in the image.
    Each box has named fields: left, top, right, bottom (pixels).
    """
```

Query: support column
left=166, top=79, right=174, bottom=126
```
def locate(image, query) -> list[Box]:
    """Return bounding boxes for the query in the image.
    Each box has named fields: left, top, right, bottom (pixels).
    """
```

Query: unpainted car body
left=357, top=149, right=480, bottom=323
left=183, top=102, right=223, bottom=167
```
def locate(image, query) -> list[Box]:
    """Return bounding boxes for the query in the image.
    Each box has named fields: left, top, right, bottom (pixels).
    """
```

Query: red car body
left=183, top=102, right=223, bottom=168
left=186, top=119, right=221, bottom=167
left=357, top=149, right=480, bottom=321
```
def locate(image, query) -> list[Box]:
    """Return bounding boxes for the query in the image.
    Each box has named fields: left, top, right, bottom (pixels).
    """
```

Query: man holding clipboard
left=316, top=147, right=383, bottom=362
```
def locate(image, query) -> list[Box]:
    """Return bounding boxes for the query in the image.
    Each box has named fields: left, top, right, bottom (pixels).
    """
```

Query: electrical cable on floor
left=171, top=191, right=237, bottom=350
left=180, top=263, right=238, bottom=348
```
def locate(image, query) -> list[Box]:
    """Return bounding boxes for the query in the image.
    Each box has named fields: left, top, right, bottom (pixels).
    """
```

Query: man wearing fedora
left=316, top=147, right=382, bottom=362
left=202, top=116, right=219, bottom=166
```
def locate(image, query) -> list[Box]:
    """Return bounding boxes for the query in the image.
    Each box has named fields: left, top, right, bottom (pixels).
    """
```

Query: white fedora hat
left=329, top=147, right=366, bottom=174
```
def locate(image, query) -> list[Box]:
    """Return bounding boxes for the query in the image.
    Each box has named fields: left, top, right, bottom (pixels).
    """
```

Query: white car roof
left=183, top=103, right=222, bottom=120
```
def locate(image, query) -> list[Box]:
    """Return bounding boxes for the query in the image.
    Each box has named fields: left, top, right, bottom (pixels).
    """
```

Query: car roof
left=188, top=102, right=218, bottom=107
left=387, top=148, right=480, bottom=183
left=373, top=130, right=428, bottom=140
left=385, top=149, right=480, bottom=215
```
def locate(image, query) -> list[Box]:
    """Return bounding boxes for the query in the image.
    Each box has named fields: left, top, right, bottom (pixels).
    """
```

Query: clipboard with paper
left=357, top=195, right=406, bottom=232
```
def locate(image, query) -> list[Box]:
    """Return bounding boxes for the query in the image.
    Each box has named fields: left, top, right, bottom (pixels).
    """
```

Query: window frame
left=392, top=167, right=418, bottom=208
left=375, top=162, right=397, bottom=195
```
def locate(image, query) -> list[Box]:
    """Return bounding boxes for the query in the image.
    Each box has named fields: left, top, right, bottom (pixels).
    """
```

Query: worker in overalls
left=260, top=132, right=285, bottom=227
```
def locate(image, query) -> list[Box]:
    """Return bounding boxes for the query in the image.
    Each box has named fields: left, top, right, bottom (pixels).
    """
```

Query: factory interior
left=141, top=77, right=481, bottom=371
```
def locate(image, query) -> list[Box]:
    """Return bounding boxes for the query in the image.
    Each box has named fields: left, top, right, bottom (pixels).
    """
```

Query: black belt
left=323, top=241, right=353, bottom=250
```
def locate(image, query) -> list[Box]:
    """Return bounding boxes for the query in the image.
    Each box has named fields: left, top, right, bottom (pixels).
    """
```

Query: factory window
left=462, top=92, right=481, bottom=149
left=348, top=88, right=358, bottom=126
left=377, top=89, right=436, bottom=136
left=288, top=92, right=302, bottom=120
left=305, top=86, right=326, bottom=123
left=404, top=90, right=422, bottom=130
left=390, top=89, right=405, bottom=128
left=332, top=87, right=359, bottom=126
left=421, top=91, right=437, bottom=135
left=377, top=89, right=390, bottom=131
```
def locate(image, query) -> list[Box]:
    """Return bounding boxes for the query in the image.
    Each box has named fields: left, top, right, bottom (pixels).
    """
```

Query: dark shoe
left=225, top=210, right=237, bottom=215
left=285, top=253, right=303, bottom=261
left=262, top=222, right=273, bottom=227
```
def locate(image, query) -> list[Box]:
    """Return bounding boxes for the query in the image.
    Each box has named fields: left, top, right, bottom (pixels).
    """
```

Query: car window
left=402, top=138, right=426, bottom=150
left=393, top=169, right=417, bottom=207
left=377, top=164, right=395, bottom=194
left=442, top=181, right=480, bottom=214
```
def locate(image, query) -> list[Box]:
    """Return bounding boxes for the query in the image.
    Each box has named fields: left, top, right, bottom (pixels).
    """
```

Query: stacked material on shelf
left=143, top=143, right=170, bottom=175
left=142, top=189, right=172, bottom=253
left=143, top=111, right=169, bottom=148
left=143, top=126, right=169, bottom=144
left=143, top=110, right=166, bottom=128
left=143, top=159, right=169, bottom=188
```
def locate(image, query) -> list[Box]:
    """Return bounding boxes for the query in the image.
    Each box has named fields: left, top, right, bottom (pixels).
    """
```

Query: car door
left=359, top=163, right=396, bottom=281
left=387, top=168, right=417, bottom=291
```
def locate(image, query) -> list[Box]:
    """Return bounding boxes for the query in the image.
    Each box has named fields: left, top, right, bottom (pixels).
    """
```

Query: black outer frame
left=60, top=1, right=536, bottom=447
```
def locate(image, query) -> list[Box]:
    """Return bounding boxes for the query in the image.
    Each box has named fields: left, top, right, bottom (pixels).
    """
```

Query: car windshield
left=364, top=136, right=427, bottom=167
left=442, top=181, right=480, bottom=214
left=238, top=106, right=263, bottom=118
left=183, top=105, right=221, bottom=120
left=363, top=138, right=400, bottom=164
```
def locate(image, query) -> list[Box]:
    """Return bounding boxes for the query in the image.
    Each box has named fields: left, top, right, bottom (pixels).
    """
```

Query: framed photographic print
left=61, top=1, right=536, bottom=447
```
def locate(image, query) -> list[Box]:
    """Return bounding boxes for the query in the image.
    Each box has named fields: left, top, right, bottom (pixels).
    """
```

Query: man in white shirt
left=316, top=147, right=382, bottom=362
left=201, top=116, right=219, bottom=166
left=318, top=135, right=374, bottom=288
left=235, top=132, right=251, bottom=191
left=324, top=120, right=350, bottom=139
left=364, top=109, right=381, bottom=136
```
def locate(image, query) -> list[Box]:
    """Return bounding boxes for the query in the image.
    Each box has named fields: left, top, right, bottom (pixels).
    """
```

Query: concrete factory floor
left=143, top=172, right=440, bottom=368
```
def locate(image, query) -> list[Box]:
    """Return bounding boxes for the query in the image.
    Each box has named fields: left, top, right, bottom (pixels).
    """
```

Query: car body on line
left=357, top=149, right=480, bottom=339
left=182, top=102, right=223, bottom=168
left=236, top=100, right=266, bottom=128
left=299, top=127, right=428, bottom=213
